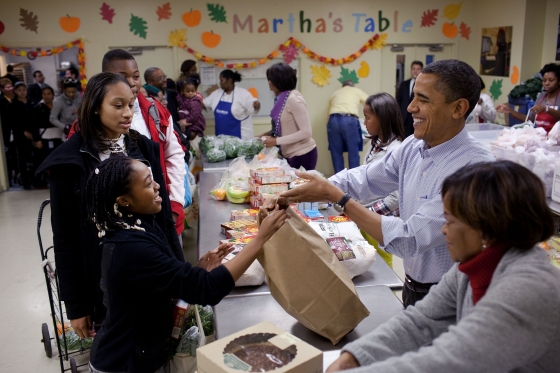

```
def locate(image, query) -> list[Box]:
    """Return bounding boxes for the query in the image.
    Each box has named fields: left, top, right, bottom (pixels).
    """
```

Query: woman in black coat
left=36, top=72, right=183, bottom=340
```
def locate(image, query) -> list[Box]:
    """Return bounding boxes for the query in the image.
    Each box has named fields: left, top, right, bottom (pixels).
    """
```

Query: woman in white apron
left=203, top=70, right=260, bottom=139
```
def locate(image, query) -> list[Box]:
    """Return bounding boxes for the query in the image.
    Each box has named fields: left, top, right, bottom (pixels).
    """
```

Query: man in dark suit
left=27, top=70, right=49, bottom=104
left=396, top=61, right=423, bottom=138
left=2, top=65, right=19, bottom=85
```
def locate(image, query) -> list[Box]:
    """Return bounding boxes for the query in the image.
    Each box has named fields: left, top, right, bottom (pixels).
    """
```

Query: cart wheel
left=70, top=358, right=78, bottom=373
left=41, top=323, right=52, bottom=358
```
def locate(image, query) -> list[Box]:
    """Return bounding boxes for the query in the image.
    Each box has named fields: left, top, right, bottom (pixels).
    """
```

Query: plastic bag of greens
left=206, top=147, right=226, bottom=163
left=224, top=137, right=242, bottom=158
left=57, top=322, right=93, bottom=351
left=199, top=136, right=213, bottom=154
left=238, top=138, right=264, bottom=158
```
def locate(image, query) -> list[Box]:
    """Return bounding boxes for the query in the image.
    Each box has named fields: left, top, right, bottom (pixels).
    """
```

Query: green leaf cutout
left=129, top=14, right=148, bottom=39
left=207, top=3, right=227, bottom=23
left=489, top=79, right=503, bottom=101
left=338, top=66, right=359, bottom=85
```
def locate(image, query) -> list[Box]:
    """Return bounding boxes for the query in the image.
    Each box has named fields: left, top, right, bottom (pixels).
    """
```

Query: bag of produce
left=209, top=178, right=227, bottom=201
left=223, top=137, right=242, bottom=159
left=206, top=147, right=226, bottom=163
left=56, top=322, right=93, bottom=351
left=226, top=180, right=251, bottom=204
left=237, top=138, right=264, bottom=158
left=257, top=207, right=369, bottom=345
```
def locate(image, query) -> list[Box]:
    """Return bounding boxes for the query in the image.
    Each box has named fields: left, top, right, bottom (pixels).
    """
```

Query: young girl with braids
left=86, top=156, right=287, bottom=372
left=36, top=72, right=183, bottom=342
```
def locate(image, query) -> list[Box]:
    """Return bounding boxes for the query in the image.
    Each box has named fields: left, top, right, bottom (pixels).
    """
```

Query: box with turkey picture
left=197, top=321, right=322, bottom=373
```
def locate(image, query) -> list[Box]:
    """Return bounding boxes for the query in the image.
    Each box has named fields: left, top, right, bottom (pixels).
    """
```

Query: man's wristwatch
left=333, top=194, right=352, bottom=213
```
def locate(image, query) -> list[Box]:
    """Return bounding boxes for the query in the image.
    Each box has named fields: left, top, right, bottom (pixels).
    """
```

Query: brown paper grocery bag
left=258, top=207, right=370, bottom=344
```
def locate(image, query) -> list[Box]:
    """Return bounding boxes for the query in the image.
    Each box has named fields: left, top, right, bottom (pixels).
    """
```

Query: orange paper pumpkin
left=201, top=31, right=221, bottom=48
left=442, top=22, right=458, bottom=38
left=511, top=66, right=520, bottom=85
left=60, top=14, right=81, bottom=33
left=182, top=9, right=201, bottom=27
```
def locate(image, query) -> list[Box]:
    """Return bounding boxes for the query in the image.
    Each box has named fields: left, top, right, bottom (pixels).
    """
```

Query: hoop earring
left=113, top=203, right=123, bottom=218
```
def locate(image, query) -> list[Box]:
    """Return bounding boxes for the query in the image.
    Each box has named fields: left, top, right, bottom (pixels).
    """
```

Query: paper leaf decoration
left=0, top=21, right=4, bottom=35
left=100, top=2, right=115, bottom=24
left=511, top=66, right=520, bottom=85
left=372, top=33, right=388, bottom=50
left=129, top=14, right=148, bottom=39
left=338, top=66, right=359, bottom=85
left=157, top=2, right=172, bottom=21
left=207, top=3, right=227, bottom=23
left=311, top=65, right=331, bottom=87
left=459, top=22, right=470, bottom=40
left=489, top=79, right=503, bottom=101
left=248, top=87, right=259, bottom=98
left=168, top=28, right=187, bottom=47
left=282, top=44, right=299, bottom=64
left=19, top=8, right=38, bottom=33
left=443, top=2, right=462, bottom=20
left=357, top=61, right=370, bottom=78
left=420, top=9, right=438, bottom=27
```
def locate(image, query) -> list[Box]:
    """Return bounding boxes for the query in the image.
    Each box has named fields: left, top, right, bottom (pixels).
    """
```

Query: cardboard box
left=250, top=167, right=285, bottom=178
left=255, top=174, right=294, bottom=185
left=230, top=209, right=260, bottom=221
left=197, top=322, right=322, bottom=373
left=220, top=219, right=257, bottom=234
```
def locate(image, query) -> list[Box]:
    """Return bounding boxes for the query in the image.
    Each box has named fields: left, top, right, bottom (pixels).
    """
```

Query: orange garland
left=0, top=39, right=87, bottom=89
left=180, top=34, right=387, bottom=69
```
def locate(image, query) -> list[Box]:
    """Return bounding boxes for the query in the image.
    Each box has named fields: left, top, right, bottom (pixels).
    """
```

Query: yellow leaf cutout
left=310, top=65, right=331, bottom=87
left=168, top=28, right=187, bottom=47
left=443, top=2, right=462, bottom=20
left=372, top=33, right=388, bottom=50
left=357, top=61, right=370, bottom=78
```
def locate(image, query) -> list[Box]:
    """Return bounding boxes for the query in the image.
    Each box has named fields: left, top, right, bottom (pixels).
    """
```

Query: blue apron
left=214, top=90, right=246, bottom=138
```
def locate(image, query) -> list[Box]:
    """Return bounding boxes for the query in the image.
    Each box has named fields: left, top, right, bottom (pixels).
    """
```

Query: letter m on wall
left=233, top=15, right=253, bottom=33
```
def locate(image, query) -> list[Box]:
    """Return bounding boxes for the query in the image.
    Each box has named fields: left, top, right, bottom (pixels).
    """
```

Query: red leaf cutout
left=282, top=44, right=299, bottom=64
left=421, top=9, right=438, bottom=27
left=156, top=2, right=172, bottom=21
left=100, top=2, right=116, bottom=24
left=460, top=22, right=471, bottom=40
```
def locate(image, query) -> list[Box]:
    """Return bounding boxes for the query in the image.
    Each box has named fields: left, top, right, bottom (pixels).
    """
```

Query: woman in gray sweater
left=50, top=78, right=81, bottom=138
left=328, top=160, right=560, bottom=373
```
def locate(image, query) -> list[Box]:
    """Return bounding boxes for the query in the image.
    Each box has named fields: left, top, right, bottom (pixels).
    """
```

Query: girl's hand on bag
left=282, top=171, right=344, bottom=203
left=198, top=243, right=234, bottom=271
left=325, top=352, right=361, bottom=372
left=258, top=205, right=288, bottom=242
left=531, top=105, right=546, bottom=114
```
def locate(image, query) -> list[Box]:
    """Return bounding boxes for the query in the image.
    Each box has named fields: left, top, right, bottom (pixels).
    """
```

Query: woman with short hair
left=327, top=160, right=560, bottom=372
left=261, top=62, right=318, bottom=170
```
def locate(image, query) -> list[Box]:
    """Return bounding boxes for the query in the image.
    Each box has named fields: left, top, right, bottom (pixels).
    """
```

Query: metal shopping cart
left=37, top=199, right=90, bottom=373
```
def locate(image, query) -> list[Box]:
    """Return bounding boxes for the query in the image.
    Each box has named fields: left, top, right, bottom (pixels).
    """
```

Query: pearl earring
left=482, top=244, right=487, bottom=249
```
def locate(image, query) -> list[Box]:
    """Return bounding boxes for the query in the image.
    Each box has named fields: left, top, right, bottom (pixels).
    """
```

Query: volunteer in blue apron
left=203, top=70, right=260, bottom=139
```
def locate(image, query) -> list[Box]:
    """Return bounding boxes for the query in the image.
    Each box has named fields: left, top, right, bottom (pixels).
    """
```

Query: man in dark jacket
left=27, top=70, right=49, bottom=104
left=396, top=60, right=423, bottom=138
left=2, top=65, right=19, bottom=85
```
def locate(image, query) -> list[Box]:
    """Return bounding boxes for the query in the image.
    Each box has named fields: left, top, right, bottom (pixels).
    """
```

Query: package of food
left=258, top=208, right=369, bottom=345
left=250, top=182, right=289, bottom=195
left=329, top=215, right=351, bottom=223
left=254, top=174, right=293, bottom=185
left=308, top=221, right=363, bottom=240
left=250, top=195, right=262, bottom=208
left=250, top=167, right=285, bottom=178
left=220, top=219, right=257, bottom=234
left=197, top=322, right=322, bottom=373
left=220, top=235, right=258, bottom=246
left=172, top=300, right=190, bottom=340
left=226, top=225, right=259, bottom=239
left=230, top=209, right=260, bottom=221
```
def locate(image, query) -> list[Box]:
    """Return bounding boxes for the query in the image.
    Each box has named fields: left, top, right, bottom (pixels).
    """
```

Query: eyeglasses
left=63, top=78, right=77, bottom=84
left=156, top=74, right=167, bottom=82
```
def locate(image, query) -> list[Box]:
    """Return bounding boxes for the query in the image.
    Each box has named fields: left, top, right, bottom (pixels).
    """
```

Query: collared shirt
left=409, top=79, right=415, bottom=97
left=329, top=127, right=495, bottom=283
left=328, top=86, right=369, bottom=116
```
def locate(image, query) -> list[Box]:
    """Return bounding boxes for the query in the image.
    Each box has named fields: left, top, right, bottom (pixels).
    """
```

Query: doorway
left=380, top=44, right=455, bottom=98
